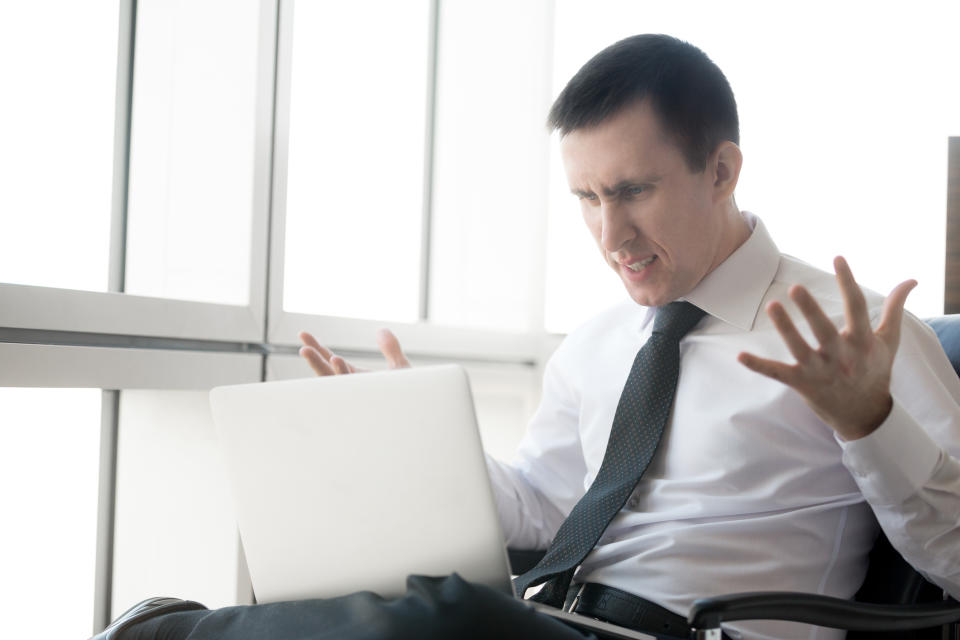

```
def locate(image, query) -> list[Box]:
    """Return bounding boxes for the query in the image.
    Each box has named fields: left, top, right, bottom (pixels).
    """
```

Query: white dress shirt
left=487, top=213, right=960, bottom=640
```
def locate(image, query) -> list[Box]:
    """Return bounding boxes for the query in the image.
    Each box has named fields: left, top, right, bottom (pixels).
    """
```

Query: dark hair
left=548, top=34, right=739, bottom=172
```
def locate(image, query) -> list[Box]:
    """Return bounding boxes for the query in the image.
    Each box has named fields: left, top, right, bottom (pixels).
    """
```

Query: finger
left=767, top=301, right=815, bottom=364
left=299, top=346, right=336, bottom=376
left=834, top=256, right=871, bottom=341
left=330, top=355, right=350, bottom=375
left=298, top=331, right=335, bottom=361
left=875, top=279, right=917, bottom=348
left=737, top=351, right=799, bottom=387
left=789, top=285, right=839, bottom=348
left=376, top=329, right=411, bottom=369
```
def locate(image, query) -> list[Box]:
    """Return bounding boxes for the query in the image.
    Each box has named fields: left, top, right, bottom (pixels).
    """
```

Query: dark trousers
left=127, top=574, right=602, bottom=640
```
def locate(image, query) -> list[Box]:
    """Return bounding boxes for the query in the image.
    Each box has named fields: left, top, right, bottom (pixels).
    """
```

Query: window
left=282, top=0, right=431, bottom=321
left=112, top=390, right=242, bottom=613
left=0, top=388, right=101, bottom=639
left=0, top=2, right=119, bottom=292
left=428, top=0, right=552, bottom=332
left=125, top=0, right=261, bottom=305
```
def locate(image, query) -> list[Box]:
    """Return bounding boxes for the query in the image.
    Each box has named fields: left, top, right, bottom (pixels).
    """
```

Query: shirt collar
left=640, top=212, right=781, bottom=332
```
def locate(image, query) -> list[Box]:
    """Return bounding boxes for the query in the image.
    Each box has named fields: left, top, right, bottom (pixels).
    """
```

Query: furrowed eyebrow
left=571, top=177, right=661, bottom=199
left=602, top=178, right=660, bottom=196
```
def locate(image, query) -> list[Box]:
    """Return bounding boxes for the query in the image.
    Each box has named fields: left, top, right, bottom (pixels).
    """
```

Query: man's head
left=549, top=34, right=739, bottom=173
left=551, top=34, right=749, bottom=307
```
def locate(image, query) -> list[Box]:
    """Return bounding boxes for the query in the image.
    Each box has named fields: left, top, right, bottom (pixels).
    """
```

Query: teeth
left=626, top=257, right=655, bottom=272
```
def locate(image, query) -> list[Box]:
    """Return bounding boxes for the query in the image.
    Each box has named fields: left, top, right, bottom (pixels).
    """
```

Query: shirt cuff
left=838, top=400, right=942, bottom=506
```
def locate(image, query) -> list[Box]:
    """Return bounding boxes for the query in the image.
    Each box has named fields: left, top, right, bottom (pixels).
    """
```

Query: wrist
left=835, top=394, right=893, bottom=441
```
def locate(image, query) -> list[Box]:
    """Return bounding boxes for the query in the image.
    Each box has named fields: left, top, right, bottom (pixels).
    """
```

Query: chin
left=624, top=284, right=667, bottom=308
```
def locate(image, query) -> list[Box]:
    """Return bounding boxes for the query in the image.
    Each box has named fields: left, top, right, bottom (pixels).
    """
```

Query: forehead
left=560, top=100, right=683, bottom=186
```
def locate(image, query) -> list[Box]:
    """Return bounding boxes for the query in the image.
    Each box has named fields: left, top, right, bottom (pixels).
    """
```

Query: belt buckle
left=566, top=583, right=587, bottom=613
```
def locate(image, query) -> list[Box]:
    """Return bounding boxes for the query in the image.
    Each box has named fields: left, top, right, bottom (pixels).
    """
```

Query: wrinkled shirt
left=487, top=214, right=960, bottom=640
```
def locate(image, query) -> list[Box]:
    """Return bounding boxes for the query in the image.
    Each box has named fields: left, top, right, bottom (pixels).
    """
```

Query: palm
left=298, top=329, right=410, bottom=376
left=738, top=257, right=916, bottom=440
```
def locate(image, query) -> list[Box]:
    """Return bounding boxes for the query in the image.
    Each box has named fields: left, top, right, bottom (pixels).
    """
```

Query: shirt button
left=627, top=496, right=640, bottom=509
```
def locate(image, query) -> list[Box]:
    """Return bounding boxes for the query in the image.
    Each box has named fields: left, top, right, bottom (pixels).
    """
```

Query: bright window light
left=124, top=0, right=260, bottom=305
left=0, top=388, right=101, bottom=639
left=0, top=2, right=118, bottom=291
left=282, top=0, right=430, bottom=322
left=112, top=390, right=240, bottom=615
left=428, top=0, right=552, bottom=332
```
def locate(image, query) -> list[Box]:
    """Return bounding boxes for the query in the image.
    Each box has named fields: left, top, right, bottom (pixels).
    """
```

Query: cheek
left=581, top=208, right=603, bottom=242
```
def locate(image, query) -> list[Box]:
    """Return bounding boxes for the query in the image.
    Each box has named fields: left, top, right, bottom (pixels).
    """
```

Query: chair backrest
left=847, top=315, right=960, bottom=639
left=926, top=315, right=960, bottom=378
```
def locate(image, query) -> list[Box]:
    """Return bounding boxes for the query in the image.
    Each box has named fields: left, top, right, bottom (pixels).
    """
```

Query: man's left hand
left=738, top=256, right=917, bottom=441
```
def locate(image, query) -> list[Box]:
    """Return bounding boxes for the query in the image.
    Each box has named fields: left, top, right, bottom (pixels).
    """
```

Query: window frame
left=0, top=1, right=556, bottom=634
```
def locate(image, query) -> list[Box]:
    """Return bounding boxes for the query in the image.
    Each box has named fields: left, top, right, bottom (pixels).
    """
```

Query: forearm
left=841, top=401, right=960, bottom=597
left=871, top=448, right=960, bottom=597
left=485, top=454, right=567, bottom=549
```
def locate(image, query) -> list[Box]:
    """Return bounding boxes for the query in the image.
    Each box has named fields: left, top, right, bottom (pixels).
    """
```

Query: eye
left=577, top=192, right=599, bottom=202
left=624, top=185, right=646, bottom=197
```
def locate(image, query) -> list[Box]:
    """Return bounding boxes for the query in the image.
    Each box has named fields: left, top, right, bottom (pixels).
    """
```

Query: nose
left=599, top=201, right=636, bottom=253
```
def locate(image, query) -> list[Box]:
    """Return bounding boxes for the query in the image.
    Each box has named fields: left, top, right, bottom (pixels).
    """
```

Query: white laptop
left=210, top=364, right=654, bottom=640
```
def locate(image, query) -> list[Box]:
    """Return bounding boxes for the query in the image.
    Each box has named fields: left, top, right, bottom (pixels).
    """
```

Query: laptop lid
left=210, top=364, right=514, bottom=603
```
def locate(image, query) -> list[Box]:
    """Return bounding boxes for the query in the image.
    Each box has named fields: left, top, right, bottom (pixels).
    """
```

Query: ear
left=710, top=141, right=743, bottom=202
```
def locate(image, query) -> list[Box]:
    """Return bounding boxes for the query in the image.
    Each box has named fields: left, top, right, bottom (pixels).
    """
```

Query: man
left=95, top=34, right=960, bottom=640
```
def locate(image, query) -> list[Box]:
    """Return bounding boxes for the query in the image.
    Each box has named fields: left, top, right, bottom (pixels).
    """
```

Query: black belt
left=569, top=583, right=692, bottom=639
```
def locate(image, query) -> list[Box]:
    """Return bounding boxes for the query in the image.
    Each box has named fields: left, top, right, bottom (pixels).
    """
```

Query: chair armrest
left=688, top=591, right=960, bottom=633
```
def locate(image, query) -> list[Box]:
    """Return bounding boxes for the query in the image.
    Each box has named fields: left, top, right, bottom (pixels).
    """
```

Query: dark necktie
left=513, top=301, right=706, bottom=607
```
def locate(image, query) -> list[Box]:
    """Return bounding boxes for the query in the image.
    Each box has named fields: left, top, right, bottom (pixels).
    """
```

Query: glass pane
left=428, top=1, right=550, bottom=331
left=124, top=0, right=259, bottom=305
left=0, top=388, right=101, bottom=638
left=112, top=390, right=241, bottom=614
left=282, top=0, right=430, bottom=321
left=0, top=2, right=118, bottom=291
left=545, top=0, right=960, bottom=332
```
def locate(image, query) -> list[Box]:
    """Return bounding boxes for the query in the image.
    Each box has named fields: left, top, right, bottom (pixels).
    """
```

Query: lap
left=176, top=574, right=595, bottom=640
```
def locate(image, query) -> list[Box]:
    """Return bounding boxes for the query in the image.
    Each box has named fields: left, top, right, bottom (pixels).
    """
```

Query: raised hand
left=298, top=329, right=411, bottom=376
left=737, top=257, right=917, bottom=441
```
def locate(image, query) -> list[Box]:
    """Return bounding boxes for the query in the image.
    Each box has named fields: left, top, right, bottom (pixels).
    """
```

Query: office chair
left=509, top=315, right=960, bottom=639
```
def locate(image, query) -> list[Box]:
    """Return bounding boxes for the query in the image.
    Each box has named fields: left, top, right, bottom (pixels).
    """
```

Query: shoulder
left=770, top=254, right=886, bottom=319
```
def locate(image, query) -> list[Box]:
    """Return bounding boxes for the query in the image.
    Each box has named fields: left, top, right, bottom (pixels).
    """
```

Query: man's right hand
left=298, top=329, right=411, bottom=376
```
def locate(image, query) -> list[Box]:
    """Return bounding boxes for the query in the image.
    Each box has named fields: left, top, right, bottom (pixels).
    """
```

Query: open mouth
left=624, top=256, right=656, bottom=272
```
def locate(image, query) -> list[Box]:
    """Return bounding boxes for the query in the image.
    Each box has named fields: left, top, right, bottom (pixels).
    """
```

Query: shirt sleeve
left=839, top=315, right=960, bottom=598
left=485, top=348, right=588, bottom=550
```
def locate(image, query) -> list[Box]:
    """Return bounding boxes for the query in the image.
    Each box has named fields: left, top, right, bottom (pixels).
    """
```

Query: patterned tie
left=514, top=301, right=706, bottom=607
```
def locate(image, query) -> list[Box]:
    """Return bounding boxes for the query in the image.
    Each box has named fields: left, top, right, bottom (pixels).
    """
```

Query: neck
left=708, top=201, right=751, bottom=274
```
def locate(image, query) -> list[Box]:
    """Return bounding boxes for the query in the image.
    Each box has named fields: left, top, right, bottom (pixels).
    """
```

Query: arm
left=841, top=401, right=960, bottom=595
left=841, top=316, right=960, bottom=596
left=486, top=351, right=588, bottom=550
left=739, top=256, right=960, bottom=598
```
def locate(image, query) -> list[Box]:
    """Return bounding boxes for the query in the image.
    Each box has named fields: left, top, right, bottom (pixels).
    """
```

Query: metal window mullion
left=249, top=0, right=283, bottom=366
left=108, top=0, right=137, bottom=295
left=94, top=0, right=137, bottom=631
left=418, top=0, right=441, bottom=322
left=264, top=0, right=294, bottom=346
left=246, top=0, right=285, bottom=604
left=92, top=390, right=120, bottom=633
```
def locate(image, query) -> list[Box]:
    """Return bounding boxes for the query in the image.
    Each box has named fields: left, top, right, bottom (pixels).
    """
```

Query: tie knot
left=652, top=301, right=706, bottom=340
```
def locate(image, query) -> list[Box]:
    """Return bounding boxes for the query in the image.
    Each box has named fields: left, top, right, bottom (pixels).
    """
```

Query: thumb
left=376, top=329, right=411, bottom=369
left=875, top=279, right=917, bottom=348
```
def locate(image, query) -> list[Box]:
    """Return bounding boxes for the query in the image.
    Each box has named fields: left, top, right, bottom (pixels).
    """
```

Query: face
left=561, top=100, right=738, bottom=307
